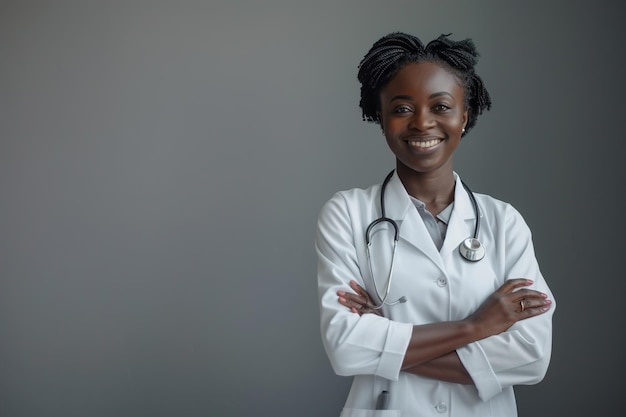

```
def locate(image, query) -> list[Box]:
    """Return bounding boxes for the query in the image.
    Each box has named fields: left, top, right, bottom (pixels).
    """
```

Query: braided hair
left=357, top=32, right=492, bottom=136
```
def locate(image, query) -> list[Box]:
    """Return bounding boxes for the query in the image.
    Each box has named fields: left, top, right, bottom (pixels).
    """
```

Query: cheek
left=450, top=115, right=466, bottom=131
left=382, top=117, right=404, bottom=135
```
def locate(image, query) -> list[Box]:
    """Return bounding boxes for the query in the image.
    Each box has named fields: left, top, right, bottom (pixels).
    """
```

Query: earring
left=462, top=128, right=466, bottom=134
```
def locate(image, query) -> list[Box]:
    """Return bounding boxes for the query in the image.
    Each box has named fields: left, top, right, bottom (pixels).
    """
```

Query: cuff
left=375, top=321, right=413, bottom=381
left=458, top=341, right=502, bottom=401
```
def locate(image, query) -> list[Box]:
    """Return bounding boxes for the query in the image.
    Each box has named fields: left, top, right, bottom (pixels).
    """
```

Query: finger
left=519, top=298, right=552, bottom=314
left=337, top=296, right=351, bottom=308
left=342, top=291, right=369, bottom=307
left=496, top=278, right=534, bottom=294
left=338, top=295, right=358, bottom=309
left=349, top=280, right=378, bottom=307
left=512, top=288, right=549, bottom=302
left=348, top=281, right=375, bottom=306
left=337, top=289, right=360, bottom=303
left=339, top=295, right=367, bottom=313
left=349, top=280, right=371, bottom=299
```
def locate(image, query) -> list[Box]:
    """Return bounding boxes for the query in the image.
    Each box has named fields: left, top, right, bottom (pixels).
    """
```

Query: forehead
left=380, top=61, right=464, bottom=99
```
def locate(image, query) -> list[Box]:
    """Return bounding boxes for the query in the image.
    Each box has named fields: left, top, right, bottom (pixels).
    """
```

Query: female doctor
left=315, top=32, right=555, bottom=416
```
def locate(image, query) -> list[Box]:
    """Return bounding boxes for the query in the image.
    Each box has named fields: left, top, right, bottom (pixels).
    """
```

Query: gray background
left=2, top=1, right=625, bottom=416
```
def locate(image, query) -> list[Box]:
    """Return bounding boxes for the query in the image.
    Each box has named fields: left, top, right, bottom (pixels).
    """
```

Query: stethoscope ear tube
left=365, top=217, right=399, bottom=245
left=365, top=170, right=402, bottom=309
left=458, top=179, right=485, bottom=262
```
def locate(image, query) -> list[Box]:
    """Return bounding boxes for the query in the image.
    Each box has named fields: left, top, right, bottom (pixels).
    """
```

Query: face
left=378, top=61, right=468, bottom=177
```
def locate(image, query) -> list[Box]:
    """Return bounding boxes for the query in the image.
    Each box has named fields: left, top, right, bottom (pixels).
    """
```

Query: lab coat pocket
left=339, top=408, right=400, bottom=417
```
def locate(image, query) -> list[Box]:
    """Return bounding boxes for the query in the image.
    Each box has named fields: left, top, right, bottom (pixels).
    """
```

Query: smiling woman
left=379, top=62, right=468, bottom=192
left=315, top=32, right=555, bottom=417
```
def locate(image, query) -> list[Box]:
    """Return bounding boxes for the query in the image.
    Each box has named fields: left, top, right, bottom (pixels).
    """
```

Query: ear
left=377, top=111, right=384, bottom=129
left=462, top=109, right=468, bottom=130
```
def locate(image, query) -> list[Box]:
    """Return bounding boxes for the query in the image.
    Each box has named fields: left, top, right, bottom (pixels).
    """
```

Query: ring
left=520, top=300, right=525, bottom=312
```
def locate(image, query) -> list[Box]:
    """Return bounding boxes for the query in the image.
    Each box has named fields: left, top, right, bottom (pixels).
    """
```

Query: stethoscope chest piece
left=367, top=170, right=486, bottom=308
left=459, top=237, right=485, bottom=262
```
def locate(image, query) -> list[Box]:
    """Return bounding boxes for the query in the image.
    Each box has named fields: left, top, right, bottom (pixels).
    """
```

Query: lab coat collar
left=383, top=171, right=479, bottom=270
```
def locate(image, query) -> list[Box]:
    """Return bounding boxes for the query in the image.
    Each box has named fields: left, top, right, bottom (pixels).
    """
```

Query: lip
left=403, top=136, right=445, bottom=153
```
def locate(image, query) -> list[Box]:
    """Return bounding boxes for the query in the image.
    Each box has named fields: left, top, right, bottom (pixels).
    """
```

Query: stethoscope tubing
left=365, top=170, right=484, bottom=308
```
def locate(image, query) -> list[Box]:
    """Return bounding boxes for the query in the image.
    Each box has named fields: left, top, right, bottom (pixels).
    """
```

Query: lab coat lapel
left=440, top=173, right=479, bottom=259
left=384, top=173, right=446, bottom=273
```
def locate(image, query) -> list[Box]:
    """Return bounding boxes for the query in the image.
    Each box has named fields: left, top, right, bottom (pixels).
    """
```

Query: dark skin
left=338, top=279, right=549, bottom=384
left=337, top=62, right=552, bottom=384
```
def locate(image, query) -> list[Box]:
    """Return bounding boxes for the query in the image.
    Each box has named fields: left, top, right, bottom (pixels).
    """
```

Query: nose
left=408, top=108, right=434, bottom=130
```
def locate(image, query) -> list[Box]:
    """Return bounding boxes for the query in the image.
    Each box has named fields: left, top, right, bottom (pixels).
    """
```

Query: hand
left=467, top=278, right=552, bottom=339
left=337, top=280, right=383, bottom=317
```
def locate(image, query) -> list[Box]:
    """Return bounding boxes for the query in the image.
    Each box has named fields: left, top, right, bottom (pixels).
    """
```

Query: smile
left=406, top=138, right=443, bottom=149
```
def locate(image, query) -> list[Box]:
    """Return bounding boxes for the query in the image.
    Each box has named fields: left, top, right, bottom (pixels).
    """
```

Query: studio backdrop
left=1, top=1, right=625, bottom=416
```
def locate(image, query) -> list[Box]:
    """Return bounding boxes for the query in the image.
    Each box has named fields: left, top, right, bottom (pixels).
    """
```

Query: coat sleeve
left=457, top=204, right=555, bottom=401
left=315, top=192, right=413, bottom=381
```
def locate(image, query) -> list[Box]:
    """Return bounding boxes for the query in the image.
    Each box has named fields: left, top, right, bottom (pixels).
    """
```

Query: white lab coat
left=316, top=172, right=555, bottom=417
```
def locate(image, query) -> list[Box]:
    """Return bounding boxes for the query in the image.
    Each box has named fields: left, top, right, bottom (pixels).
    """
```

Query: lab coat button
left=436, top=277, right=447, bottom=287
left=434, top=401, right=448, bottom=413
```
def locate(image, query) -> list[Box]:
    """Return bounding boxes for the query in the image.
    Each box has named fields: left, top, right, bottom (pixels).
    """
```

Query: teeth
left=408, top=139, right=442, bottom=148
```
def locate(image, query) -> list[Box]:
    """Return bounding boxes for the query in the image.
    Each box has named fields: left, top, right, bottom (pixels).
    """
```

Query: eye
left=433, top=104, right=451, bottom=112
left=392, top=105, right=413, bottom=114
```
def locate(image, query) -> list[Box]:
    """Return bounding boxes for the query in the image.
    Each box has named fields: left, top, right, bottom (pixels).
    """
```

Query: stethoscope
left=365, top=170, right=485, bottom=309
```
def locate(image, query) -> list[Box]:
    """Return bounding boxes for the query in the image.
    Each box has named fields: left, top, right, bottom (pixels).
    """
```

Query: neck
left=395, top=163, right=456, bottom=210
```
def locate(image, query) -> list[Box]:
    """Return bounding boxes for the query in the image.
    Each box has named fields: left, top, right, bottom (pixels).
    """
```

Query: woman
left=315, top=32, right=555, bottom=416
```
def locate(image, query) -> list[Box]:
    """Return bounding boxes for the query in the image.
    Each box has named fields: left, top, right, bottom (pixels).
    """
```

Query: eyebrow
left=389, top=92, right=454, bottom=104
